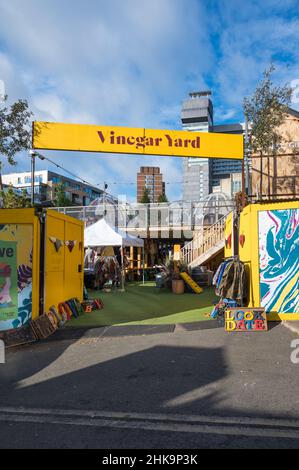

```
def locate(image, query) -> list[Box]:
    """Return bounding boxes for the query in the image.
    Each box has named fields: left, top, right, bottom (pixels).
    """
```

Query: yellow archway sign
left=33, top=122, right=243, bottom=159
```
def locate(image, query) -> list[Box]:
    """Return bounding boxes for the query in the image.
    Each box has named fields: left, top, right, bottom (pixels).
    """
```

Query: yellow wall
left=224, top=211, right=233, bottom=258
left=44, top=210, right=84, bottom=312
left=0, top=208, right=84, bottom=331
left=0, top=209, right=40, bottom=328
left=239, top=201, right=299, bottom=321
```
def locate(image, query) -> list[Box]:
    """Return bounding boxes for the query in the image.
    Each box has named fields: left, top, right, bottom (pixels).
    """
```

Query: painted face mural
left=259, top=209, right=299, bottom=314
left=0, top=224, right=33, bottom=331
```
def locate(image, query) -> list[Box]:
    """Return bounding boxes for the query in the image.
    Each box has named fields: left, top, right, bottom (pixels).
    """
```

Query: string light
left=34, top=152, right=210, bottom=191
left=35, top=152, right=95, bottom=187
left=34, top=153, right=187, bottom=187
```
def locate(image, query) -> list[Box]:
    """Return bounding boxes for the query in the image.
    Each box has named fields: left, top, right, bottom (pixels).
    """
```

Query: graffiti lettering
left=290, top=339, right=299, bottom=364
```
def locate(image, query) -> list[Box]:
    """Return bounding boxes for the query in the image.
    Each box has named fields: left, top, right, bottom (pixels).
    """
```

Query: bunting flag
left=49, top=237, right=63, bottom=253
left=65, top=240, right=77, bottom=252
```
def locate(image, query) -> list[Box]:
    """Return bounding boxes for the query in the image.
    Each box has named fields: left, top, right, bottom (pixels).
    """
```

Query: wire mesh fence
left=51, top=198, right=235, bottom=239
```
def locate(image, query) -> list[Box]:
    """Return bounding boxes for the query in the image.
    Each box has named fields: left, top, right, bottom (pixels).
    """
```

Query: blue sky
left=0, top=0, right=299, bottom=201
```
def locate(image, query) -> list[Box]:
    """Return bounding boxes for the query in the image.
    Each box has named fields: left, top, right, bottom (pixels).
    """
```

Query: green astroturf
left=66, top=282, right=217, bottom=327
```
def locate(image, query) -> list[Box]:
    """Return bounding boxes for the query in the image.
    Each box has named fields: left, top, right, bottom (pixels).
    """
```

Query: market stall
left=84, top=218, right=144, bottom=290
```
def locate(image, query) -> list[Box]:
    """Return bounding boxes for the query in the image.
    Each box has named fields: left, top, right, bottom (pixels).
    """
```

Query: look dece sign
left=225, top=308, right=268, bottom=332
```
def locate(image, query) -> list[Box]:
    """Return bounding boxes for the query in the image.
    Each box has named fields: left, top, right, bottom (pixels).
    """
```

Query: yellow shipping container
left=0, top=208, right=84, bottom=331
left=225, top=201, right=299, bottom=321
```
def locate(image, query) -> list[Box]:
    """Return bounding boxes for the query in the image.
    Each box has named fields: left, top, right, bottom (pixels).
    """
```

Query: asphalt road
left=1, top=322, right=299, bottom=449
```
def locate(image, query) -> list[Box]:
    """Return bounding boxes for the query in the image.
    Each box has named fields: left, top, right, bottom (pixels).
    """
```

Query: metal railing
left=181, top=214, right=227, bottom=266
left=51, top=199, right=234, bottom=238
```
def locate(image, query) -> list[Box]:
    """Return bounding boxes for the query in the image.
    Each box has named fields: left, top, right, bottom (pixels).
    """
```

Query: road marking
left=282, top=321, right=299, bottom=336
left=1, top=406, right=299, bottom=439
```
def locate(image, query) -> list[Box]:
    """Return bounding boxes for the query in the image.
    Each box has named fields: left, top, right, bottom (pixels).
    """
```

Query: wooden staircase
left=181, top=215, right=226, bottom=268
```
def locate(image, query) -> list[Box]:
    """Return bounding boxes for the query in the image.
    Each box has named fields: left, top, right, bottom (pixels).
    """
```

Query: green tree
left=0, top=185, right=31, bottom=208
left=54, top=182, right=72, bottom=207
left=0, top=96, right=33, bottom=189
left=158, top=193, right=168, bottom=203
left=243, top=64, right=293, bottom=197
left=19, top=188, right=32, bottom=207
left=140, top=186, right=151, bottom=203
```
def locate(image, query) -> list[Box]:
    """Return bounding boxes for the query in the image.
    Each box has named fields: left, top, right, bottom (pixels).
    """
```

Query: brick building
left=251, top=107, right=299, bottom=199
left=137, top=167, right=165, bottom=203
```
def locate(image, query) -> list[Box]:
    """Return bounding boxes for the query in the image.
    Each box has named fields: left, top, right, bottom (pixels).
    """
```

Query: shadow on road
left=1, top=325, right=299, bottom=449
left=1, top=341, right=227, bottom=414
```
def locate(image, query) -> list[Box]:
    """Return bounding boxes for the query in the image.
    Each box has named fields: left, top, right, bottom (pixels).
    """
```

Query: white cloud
left=208, top=1, right=299, bottom=118
left=0, top=79, right=5, bottom=100
left=0, top=0, right=212, bottom=199
left=290, top=79, right=299, bottom=110
left=33, top=94, right=66, bottom=121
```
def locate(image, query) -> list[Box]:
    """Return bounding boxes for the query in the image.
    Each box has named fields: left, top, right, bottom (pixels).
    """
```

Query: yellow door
left=44, top=210, right=84, bottom=312
left=64, top=218, right=84, bottom=301
left=44, top=212, right=65, bottom=311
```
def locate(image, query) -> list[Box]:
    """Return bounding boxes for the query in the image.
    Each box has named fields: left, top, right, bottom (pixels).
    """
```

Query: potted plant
left=171, top=271, right=185, bottom=294
left=164, top=259, right=188, bottom=294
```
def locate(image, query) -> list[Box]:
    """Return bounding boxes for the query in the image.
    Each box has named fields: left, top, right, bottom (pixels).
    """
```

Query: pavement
left=282, top=321, right=299, bottom=336
left=1, top=321, right=299, bottom=448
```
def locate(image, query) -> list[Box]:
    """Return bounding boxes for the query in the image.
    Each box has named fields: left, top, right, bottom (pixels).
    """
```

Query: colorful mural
left=0, top=240, right=18, bottom=321
left=0, top=224, right=33, bottom=331
left=258, top=209, right=299, bottom=314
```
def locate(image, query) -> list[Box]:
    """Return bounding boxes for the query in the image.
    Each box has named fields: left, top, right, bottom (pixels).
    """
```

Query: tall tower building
left=181, top=90, right=244, bottom=201
left=181, top=91, right=213, bottom=202
left=211, top=123, right=244, bottom=188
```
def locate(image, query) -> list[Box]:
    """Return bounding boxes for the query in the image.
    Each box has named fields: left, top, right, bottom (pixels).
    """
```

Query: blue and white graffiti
left=259, top=209, right=299, bottom=314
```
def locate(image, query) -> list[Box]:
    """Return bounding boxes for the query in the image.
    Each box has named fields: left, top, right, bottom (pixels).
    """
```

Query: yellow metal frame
left=224, top=211, right=233, bottom=258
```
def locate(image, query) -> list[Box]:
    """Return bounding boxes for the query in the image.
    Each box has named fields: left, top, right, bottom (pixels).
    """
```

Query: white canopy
left=84, top=218, right=144, bottom=248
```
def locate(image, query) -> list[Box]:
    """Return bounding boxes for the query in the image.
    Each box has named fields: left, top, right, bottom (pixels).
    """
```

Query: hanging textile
left=93, top=255, right=121, bottom=289
left=213, top=257, right=248, bottom=306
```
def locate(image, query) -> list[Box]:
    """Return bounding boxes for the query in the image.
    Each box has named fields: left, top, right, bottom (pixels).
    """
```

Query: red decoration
left=239, top=234, right=245, bottom=248
left=225, top=233, right=232, bottom=249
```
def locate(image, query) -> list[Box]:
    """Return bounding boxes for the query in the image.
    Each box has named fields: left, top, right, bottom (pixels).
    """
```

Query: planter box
left=172, top=279, right=184, bottom=294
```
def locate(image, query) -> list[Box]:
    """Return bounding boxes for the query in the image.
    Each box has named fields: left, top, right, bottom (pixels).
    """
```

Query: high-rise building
left=137, top=167, right=165, bottom=203
left=181, top=91, right=244, bottom=201
left=181, top=91, right=212, bottom=202
left=211, top=123, right=244, bottom=188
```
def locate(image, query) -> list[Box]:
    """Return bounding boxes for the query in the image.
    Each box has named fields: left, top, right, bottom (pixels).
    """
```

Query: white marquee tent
left=84, top=218, right=144, bottom=288
left=84, top=218, right=144, bottom=248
